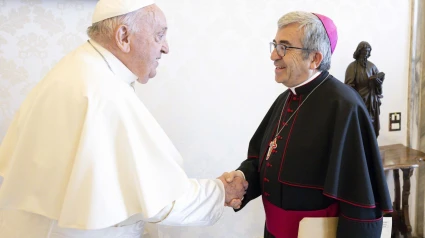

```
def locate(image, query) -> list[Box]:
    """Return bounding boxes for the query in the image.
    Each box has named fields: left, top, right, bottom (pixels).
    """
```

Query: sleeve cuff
left=236, top=170, right=246, bottom=180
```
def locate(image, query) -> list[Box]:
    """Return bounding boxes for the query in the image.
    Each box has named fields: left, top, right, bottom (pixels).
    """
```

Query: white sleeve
left=144, top=178, right=225, bottom=226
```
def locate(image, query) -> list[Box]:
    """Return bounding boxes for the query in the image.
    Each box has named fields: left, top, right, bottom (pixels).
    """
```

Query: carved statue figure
left=345, top=41, right=385, bottom=137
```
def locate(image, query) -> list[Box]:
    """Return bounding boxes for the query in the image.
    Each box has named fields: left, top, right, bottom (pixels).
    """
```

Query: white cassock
left=0, top=40, right=225, bottom=237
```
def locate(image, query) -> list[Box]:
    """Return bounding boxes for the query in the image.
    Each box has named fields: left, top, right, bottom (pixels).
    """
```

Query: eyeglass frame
left=269, top=42, right=311, bottom=57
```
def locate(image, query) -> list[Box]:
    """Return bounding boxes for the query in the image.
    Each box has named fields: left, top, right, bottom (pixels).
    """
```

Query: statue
left=345, top=41, right=385, bottom=138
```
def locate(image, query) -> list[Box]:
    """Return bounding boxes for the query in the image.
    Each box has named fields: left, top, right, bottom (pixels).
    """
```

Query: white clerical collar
left=88, top=40, right=138, bottom=86
left=289, top=71, right=322, bottom=95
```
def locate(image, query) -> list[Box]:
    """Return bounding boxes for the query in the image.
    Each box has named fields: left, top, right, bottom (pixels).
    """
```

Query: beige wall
left=0, top=0, right=412, bottom=237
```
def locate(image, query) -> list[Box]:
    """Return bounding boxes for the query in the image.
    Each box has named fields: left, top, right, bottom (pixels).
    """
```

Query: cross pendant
left=266, top=138, right=278, bottom=160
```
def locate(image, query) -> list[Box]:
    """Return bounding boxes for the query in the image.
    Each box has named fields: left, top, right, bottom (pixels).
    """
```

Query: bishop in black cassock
left=236, top=71, right=392, bottom=238
left=233, top=11, right=392, bottom=238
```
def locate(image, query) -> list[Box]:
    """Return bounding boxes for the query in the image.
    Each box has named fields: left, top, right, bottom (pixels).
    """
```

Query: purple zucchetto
left=312, top=13, right=338, bottom=54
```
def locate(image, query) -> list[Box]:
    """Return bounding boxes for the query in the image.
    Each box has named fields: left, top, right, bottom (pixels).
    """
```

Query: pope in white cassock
left=0, top=0, right=247, bottom=237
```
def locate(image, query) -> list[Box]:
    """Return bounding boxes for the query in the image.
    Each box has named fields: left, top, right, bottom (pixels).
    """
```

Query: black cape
left=237, top=71, right=392, bottom=238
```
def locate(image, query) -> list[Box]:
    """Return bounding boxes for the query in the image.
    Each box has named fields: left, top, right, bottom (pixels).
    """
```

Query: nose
left=161, top=40, right=169, bottom=54
left=270, top=47, right=281, bottom=61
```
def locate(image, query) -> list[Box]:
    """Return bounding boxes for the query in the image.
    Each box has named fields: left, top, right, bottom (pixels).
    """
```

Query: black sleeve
left=235, top=95, right=282, bottom=211
left=236, top=157, right=261, bottom=210
left=336, top=202, right=383, bottom=238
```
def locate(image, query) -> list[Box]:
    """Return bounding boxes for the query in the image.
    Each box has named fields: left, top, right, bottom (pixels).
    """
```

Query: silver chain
left=274, top=73, right=330, bottom=139
left=87, top=40, right=113, bottom=73
left=87, top=40, right=135, bottom=92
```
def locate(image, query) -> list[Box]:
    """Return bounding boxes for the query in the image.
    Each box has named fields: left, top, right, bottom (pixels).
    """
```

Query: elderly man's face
left=129, top=5, right=169, bottom=84
left=270, top=23, right=312, bottom=87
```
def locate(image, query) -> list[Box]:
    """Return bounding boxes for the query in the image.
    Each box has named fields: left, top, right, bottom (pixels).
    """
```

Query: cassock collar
left=290, top=71, right=329, bottom=95
left=89, top=40, right=138, bottom=86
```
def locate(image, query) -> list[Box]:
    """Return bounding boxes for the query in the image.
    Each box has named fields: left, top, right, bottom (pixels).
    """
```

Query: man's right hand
left=220, top=170, right=245, bottom=183
left=218, top=171, right=248, bottom=209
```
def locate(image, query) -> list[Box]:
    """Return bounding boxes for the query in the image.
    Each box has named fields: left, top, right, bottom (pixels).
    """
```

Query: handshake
left=218, top=171, right=248, bottom=209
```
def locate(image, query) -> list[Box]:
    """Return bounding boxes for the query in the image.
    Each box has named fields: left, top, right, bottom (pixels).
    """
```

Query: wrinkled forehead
left=140, top=5, right=167, bottom=31
left=275, top=23, right=304, bottom=45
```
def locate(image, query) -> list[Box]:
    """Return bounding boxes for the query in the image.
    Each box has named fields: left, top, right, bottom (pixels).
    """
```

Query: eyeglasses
left=269, top=42, right=310, bottom=57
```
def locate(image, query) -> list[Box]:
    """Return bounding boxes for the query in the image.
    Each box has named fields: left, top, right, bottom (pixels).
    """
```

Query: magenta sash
left=263, top=197, right=339, bottom=238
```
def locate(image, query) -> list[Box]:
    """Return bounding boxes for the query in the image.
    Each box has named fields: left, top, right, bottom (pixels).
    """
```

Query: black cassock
left=236, top=71, right=392, bottom=238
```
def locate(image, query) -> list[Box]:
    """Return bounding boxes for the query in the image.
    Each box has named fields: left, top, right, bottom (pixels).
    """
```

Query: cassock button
left=267, top=162, right=272, bottom=167
left=264, top=192, right=270, bottom=197
left=292, top=96, right=298, bottom=100
left=272, top=149, right=277, bottom=153
left=263, top=178, right=270, bottom=182
left=287, top=108, right=294, bottom=113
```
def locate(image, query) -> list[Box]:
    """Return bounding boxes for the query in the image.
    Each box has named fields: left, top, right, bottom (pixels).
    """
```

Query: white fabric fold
left=0, top=41, right=190, bottom=230
left=156, top=179, right=225, bottom=226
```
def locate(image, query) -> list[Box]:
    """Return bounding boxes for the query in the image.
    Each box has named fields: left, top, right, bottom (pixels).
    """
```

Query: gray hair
left=87, top=9, right=145, bottom=42
left=277, top=11, right=332, bottom=71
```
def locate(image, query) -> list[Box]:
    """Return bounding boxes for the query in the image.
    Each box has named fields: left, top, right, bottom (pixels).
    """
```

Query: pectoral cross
left=266, top=138, right=277, bottom=160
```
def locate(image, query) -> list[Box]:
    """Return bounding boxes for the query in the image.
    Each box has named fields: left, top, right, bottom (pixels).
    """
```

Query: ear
left=115, top=25, right=131, bottom=53
left=309, top=51, right=323, bottom=69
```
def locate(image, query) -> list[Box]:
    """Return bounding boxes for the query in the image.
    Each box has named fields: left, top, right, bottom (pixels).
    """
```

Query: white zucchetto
left=92, top=0, right=155, bottom=24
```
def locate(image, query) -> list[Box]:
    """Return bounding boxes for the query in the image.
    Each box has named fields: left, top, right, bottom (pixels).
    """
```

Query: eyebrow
left=273, top=39, right=292, bottom=46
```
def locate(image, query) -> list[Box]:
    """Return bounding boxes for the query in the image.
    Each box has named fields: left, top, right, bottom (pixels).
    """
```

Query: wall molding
left=408, top=0, right=425, bottom=236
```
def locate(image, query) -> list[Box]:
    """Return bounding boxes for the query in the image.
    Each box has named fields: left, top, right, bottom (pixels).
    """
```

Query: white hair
left=87, top=8, right=148, bottom=42
left=277, top=11, right=332, bottom=71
